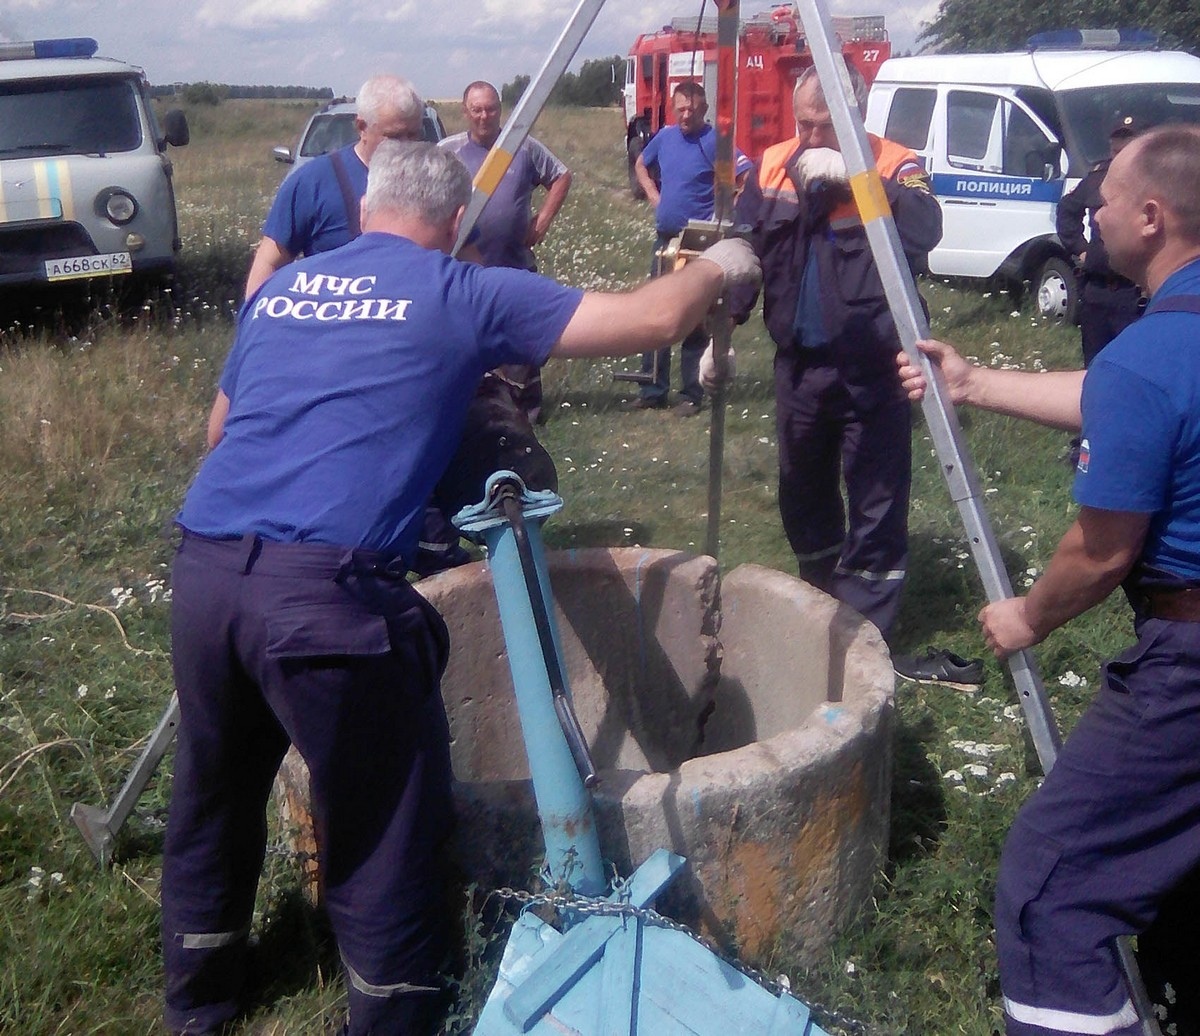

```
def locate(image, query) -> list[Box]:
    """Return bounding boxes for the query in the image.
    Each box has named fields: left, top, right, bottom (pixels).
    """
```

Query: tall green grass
left=0, top=100, right=1126, bottom=1034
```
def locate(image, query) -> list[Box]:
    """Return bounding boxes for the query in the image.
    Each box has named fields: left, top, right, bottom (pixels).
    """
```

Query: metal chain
left=485, top=884, right=871, bottom=1036
left=255, top=840, right=871, bottom=1034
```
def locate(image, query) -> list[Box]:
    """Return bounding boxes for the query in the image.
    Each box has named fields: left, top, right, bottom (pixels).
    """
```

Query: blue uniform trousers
left=774, top=352, right=911, bottom=641
left=638, top=232, right=707, bottom=405
left=996, top=617, right=1200, bottom=1035
left=164, top=532, right=454, bottom=1035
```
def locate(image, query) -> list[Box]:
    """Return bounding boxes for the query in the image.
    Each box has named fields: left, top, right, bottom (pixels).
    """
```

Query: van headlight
left=95, top=187, right=138, bottom=226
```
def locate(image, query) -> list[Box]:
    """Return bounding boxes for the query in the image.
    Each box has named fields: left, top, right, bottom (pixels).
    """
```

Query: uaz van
left=865, top=31, right=1200, bottom=318
left=0, top=37, right=189, bottom=290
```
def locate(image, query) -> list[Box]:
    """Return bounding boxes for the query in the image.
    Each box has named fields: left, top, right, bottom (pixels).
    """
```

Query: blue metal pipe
left=458, top=474, right=607, bottom=896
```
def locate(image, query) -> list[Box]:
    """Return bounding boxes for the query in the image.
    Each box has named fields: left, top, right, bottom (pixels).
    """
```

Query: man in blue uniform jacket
left=899, top=125, right=1200, bottom=1036
left=161, top=140, right=760, bottom=1036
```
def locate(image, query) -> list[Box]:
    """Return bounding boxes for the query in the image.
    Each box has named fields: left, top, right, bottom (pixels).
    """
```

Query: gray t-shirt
left=440, top=132, right=567, bottom=270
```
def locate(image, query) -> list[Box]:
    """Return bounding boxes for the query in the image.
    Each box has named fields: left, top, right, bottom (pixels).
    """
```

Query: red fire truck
left=623, top=3, right=890, bottom=193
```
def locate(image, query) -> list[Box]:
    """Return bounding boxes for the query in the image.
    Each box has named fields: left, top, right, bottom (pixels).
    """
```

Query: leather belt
left=1145, top=587, right=1200, bottom=622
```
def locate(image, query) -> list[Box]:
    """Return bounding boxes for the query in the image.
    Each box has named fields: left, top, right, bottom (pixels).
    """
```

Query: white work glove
left=699, top=338, right=736, bottom=393
left=695, top=237, right=761, bottom=289
left=795, top=147, right=848, bottom=191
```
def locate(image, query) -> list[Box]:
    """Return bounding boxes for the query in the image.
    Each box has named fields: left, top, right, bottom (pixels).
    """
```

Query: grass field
left=0, top=99, right=1131, bottom=1034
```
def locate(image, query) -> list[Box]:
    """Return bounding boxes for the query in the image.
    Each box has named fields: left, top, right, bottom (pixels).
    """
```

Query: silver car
left=272, top=99, right=446, bottom=171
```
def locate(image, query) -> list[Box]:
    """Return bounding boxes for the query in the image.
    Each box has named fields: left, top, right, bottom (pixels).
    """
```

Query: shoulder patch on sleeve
left=898, top=164, right=932, bottom=193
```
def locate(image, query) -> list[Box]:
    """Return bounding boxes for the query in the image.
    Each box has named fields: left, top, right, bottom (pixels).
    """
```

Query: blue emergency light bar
left=0, top=37, right=99, bottom=61
left=1026, top=28, right=1159, bottom=51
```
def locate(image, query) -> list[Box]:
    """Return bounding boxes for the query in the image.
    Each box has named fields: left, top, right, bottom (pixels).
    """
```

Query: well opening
left=417, top=546, right=895, bottom=962
left=277, top=547, right=894, bottom=964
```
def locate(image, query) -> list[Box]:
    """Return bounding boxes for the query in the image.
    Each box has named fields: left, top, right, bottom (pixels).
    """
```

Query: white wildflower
left=950, top=740, right=1006, bottom=758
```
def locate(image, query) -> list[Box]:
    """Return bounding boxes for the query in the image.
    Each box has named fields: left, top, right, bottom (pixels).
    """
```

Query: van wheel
left=628, top=136, right=646, bottom=200
left=1035, top=257, right=1077, bottom=322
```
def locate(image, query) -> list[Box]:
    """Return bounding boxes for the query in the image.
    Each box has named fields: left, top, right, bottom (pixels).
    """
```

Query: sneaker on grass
left=619, top=396, right=668, bottom=412
left=893, top=648, right=984, bottom=690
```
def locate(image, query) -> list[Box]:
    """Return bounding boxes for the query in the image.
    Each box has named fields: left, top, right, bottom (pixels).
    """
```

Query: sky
left=1, top=0, right=940, bottom=101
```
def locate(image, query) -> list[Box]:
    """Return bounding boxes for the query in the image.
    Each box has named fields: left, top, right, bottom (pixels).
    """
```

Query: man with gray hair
left=244, top=74, right=426, bottom=298
left=731, top=63, right=973, bottom=687
left=162, top=141, right=761, bottom=1036
left=238, top=74, right=478, bottom=577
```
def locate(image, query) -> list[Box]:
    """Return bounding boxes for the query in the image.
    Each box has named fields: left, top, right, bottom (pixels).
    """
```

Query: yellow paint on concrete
left=701, top=759, right=872, bottom=958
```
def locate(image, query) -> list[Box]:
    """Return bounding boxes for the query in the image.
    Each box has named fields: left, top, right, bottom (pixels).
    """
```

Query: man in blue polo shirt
left=897, top=125, right=1200, bottom=1036
left=245, top=75, right=425, bottom=298
left=629, top=82, right=752, bottom=413
left=240, top=75, right=483, bottom=577
left=161, top=140, right=760, bottom=1036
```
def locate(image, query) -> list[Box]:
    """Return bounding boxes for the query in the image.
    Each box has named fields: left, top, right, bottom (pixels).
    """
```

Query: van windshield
left=1058, top=83, right=1200, bottom=167
left=0, top=75, right=142, bottom=159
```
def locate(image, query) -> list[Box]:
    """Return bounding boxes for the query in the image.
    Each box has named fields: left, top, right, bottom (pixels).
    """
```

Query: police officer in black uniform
left=1056, top=113, right=1146, bottom=366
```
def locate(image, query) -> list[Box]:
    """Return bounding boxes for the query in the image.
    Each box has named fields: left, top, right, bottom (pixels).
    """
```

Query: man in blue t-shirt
left=898, top=125, right=1200, bottom=1036
left=161, top=140, right=760, bottom=1036
left=240, top=75, right=484, bottom=577
left=440, top=80, right=573, bottom=423
left=629, top=82, right=752, bottom=414
left=244, top=75, right=426, bottom=299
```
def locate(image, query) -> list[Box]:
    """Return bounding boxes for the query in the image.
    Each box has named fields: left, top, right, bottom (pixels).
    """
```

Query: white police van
left=0, top=37, right=189, bottom=290
left=865, top=31, right=1200, bottom=318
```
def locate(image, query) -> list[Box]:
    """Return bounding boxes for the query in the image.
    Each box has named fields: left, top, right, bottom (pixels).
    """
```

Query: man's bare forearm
left=554, top=260, right=722, bottom=358
left=634, top=155, right=660, bottom=207
left=534, top=171, right=572, bottom=238
left=967, top=367, right=1085, bottom=432
left=980, top=507, right=1149, bottom=656
left=1024, top=509, right=1149, bottom=638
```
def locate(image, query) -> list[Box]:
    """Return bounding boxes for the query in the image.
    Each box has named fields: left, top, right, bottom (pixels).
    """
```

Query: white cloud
left=195, top=0, right=333, bottom=31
